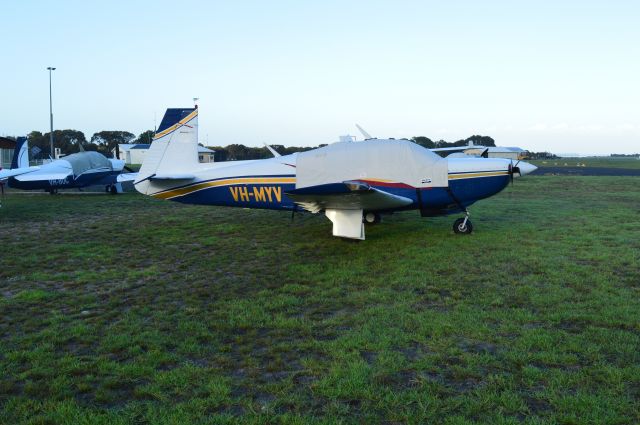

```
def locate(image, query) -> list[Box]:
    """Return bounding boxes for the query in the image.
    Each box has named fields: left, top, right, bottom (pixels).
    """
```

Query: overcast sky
left=1, top=0, right=638, bottom=154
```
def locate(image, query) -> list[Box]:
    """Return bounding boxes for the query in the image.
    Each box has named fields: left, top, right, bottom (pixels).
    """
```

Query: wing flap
left=286, top=181, right=413, bottom=213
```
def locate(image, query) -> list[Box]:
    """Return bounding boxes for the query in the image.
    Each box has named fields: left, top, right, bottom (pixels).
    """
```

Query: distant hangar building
left=0, top=137, right=16, bottom=169
left=113, top=143, right=215, bottom=165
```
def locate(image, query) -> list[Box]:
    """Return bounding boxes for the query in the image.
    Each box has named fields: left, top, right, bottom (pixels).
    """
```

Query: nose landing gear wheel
left=453, top=217, right=473, bottom=234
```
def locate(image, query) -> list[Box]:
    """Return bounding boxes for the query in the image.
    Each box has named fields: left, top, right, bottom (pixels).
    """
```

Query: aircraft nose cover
left=295, top=140, right=448, bottom=189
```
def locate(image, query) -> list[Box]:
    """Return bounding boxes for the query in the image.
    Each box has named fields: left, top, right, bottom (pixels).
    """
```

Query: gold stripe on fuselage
left=152, top=171, right=506, bottom=200
left=448, top=171, right=509, bottom=180
left=152, top=177, right=296, bottom=200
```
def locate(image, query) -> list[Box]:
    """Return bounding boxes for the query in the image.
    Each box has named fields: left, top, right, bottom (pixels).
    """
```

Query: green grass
left=1, top=177, right=639, bottom=424
left=530, top=156, right=640, bottom=169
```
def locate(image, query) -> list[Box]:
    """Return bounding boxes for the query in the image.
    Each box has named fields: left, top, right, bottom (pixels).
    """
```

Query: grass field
left=530, top=157, right=640, bottom=169
left=1, top=176, right=639, bottom=424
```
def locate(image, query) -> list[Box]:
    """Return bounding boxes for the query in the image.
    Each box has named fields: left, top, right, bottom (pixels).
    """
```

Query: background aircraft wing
left=430, top=146, right=472, bottom=152
left=14, top=170, right=71, bottom=181
left=285, top=181, right=413, bottom=213
left=0, top=166, right=40, bottom=180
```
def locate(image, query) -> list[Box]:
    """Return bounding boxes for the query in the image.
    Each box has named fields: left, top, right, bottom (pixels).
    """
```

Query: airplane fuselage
left=143, top=155, right=512, bottom=216
left=135, top=108, right=536, bottom=239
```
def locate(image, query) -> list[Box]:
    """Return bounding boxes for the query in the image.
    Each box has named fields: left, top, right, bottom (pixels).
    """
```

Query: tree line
left=211, top=135, right=498, bottom=160
left=26, top=130, right=154, bottom=158
left=20, top=129, right=500, bottom=161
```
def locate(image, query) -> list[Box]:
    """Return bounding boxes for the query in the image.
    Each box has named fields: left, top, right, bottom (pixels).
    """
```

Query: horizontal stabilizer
left=286, top=181, right=413, bottom=213
left=117, top=172, right=139, bottom=183
left=151, top=173, right=196, bottom=180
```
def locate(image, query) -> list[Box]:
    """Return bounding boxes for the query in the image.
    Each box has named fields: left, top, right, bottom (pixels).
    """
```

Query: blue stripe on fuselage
left=166, top=173, right=510, bottom=215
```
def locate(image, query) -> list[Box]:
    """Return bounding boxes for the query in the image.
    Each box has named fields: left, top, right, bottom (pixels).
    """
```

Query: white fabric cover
left=295, top=140, right=448, bottom=189
left=64, top=152, right=112, bottom=175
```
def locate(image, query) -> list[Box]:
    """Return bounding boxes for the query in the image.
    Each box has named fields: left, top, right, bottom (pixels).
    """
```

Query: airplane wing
left=116, top=172, right=139, bottom=183
left=13, top=170, right=70, bottom=181
left=285, top=181, right=413, bottom=213
left=0, top=166, right=40, bottom=180
left=431, top=146, right=489, bottom=158
left=430, top=146, right=473, bottom=152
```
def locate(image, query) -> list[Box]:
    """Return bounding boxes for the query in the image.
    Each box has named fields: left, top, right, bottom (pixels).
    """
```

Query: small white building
left=113, top=144, right=215, bottom=164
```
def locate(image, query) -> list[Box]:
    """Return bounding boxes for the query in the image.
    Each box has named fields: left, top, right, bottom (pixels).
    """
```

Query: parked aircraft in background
left=0, top=137, right=40, bottom=182
left=135, top=107, right=537, bottom=240
left=432, top=143, right=533, bottom=164
left=353, top=126, right=536, bottom=168
left=0, top=138, right=137, bottom=194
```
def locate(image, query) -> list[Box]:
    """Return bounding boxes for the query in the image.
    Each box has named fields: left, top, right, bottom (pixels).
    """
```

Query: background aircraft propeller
left=509, top=159, right=522, bottom=184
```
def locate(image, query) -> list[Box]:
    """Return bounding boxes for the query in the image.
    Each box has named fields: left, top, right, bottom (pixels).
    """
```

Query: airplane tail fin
left=135, top=107, right=199, bottom=195
left=11, top=137, right=29, bottom=169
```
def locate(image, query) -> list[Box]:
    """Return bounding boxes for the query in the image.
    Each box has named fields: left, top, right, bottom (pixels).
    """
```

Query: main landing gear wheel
left=453, top=217, right=473, bottom=234
left=106, top=185, right=118, bottom=195
left=364, top=212, right=381, bottom=224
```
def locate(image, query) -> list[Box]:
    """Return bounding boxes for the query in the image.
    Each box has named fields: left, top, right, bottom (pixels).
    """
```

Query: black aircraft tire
left=109, top=185, right=118, bottom=195
left=453, top=218, right=473, bottom=234
left=364, top=212, right=381, bottom=224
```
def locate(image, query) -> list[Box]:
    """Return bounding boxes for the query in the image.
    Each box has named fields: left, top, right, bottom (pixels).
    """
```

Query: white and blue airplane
left=135, top=107, right=536, bottom=240
left=0, top=138, right=137, bottom=194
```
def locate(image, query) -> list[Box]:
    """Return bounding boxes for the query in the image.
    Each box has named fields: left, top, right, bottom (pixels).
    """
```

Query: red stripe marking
left=358, top=179, right=415, bottom=189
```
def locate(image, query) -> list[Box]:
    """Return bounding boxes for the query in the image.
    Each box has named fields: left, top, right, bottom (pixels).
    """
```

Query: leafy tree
left=135, top=130, right=155, bottom=145
left=90, top=131, right=135, bottom=156
left=412, top=136, right=435, bottom=149
left=28, top=130, right=88, bottom=157
left=465, top=135, right=495, bottom=147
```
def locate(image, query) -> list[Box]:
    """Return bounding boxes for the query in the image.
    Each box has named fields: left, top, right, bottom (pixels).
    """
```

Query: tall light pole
left=47, top=67, right=56, bottom=159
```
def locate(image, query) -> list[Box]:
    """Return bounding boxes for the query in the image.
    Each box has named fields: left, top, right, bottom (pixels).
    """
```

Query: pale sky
left=1, top=0, right=638, bottom=154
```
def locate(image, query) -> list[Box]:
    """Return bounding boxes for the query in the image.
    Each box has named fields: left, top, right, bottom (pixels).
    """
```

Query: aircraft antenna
left=355, top=124, right=373, bottom=140
left=264, top=143, right=281, bottom=157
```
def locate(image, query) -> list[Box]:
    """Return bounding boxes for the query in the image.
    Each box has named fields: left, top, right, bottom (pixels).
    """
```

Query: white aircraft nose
left=515, top=161, right=537, bottom=177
